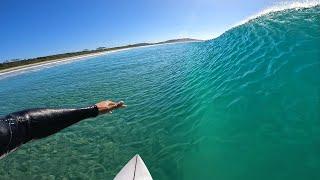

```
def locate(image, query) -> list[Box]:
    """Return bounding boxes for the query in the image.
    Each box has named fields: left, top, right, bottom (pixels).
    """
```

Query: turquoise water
left=1, top=5, right=320, bottom=180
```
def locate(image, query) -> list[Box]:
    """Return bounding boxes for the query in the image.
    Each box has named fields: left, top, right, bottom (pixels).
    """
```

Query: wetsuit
left=0, top=105, right=99, bottom=158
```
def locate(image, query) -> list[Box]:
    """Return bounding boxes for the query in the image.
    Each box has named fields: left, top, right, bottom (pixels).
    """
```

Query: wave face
left=0, top=5, right=320, bottom=180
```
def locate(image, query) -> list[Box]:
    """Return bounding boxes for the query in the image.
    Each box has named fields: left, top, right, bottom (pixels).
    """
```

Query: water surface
left=0, top=5, right=320, bottom=180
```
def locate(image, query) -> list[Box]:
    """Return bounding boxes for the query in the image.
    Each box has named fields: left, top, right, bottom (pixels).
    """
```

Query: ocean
left=0, top=4, right=319, bottom=180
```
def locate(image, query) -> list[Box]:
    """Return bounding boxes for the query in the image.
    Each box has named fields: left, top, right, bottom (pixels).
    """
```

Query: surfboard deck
left=114, top=154, right=153, bottom=180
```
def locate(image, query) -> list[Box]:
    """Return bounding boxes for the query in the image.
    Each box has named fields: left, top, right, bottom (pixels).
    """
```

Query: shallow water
left=0, top=5, right=320, bottom=180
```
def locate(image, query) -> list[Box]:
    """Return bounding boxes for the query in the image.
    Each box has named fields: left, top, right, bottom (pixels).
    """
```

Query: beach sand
left=0, top=47, right=137, bottom=77
left=0, top=41, right=197, bottom=77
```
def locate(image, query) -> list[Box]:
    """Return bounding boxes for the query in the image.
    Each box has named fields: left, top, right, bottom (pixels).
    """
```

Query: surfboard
left=114, top=154, right=153, bottom=180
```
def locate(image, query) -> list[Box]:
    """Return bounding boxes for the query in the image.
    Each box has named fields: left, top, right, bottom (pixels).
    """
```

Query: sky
left=0, top=0, right=280, bottom=62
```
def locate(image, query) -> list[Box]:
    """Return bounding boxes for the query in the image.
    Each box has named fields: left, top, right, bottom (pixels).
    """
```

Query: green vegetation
left=0, top=38, right=200, bottom=71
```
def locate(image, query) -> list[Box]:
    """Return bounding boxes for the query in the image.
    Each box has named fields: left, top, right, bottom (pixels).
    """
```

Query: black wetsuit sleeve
left=0, top=105, right=99, bottom=157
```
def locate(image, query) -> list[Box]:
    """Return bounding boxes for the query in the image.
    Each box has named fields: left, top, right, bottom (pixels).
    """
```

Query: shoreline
left=0, top=40, right=201, bottom=77
left=0, top=46, right=140, bottom=76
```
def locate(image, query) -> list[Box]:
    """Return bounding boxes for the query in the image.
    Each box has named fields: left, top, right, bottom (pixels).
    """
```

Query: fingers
left=111, top=101, right=126, bottom=109
left=95, top=100, right=127, bottom=114
left=106, top=101, right=127, bottom=112
left=116, top=101, right=127, bottom=108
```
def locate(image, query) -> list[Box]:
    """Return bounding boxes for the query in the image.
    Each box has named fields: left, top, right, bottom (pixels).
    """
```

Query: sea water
left=0, top=4, right=319, bottom=180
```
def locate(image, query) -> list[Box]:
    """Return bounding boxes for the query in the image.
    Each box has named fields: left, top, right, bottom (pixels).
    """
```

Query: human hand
left=95, top=100, right=126, bottom=114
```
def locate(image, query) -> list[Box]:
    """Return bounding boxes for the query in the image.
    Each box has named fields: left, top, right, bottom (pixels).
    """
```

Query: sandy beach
left=0, top=41, right=196, bottom=77
left=0, top=47, right=133, bottom=77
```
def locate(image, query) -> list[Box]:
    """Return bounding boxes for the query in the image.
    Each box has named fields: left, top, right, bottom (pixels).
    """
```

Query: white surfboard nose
left=114, top=154, right=153, bottom=180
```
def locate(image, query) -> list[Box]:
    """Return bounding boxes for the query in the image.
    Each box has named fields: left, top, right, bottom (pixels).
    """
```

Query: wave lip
left=236, top=0, right=319, bottom=27
left=212, top=0, right=320, bottom=40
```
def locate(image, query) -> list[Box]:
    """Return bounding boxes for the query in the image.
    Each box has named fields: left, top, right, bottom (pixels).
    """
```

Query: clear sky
left=0, top=0, right=279, bottom=62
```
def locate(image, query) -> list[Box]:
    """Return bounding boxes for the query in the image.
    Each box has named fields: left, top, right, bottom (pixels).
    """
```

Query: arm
left=11, top=105, right=99, bottom=140
left=0, top=100, right=125, bottom=158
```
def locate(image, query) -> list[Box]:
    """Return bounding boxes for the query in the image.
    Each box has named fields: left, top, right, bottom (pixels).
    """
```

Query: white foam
left=205, top=0, right=320, bottom=40
left=233, top=0, right=320, bottom=29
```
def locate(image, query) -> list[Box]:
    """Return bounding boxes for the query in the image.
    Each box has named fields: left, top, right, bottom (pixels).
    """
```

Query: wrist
left=92, top=105, right=100, bottom=115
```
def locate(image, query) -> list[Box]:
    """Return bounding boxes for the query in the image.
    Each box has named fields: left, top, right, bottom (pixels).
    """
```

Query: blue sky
left=0, top=0, right=278, bottom=61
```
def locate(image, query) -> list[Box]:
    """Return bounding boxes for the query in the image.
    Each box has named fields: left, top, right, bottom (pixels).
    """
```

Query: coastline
left=0, top=40, right=200, bottom=77
left=0, top=46, right=138, bottom=76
